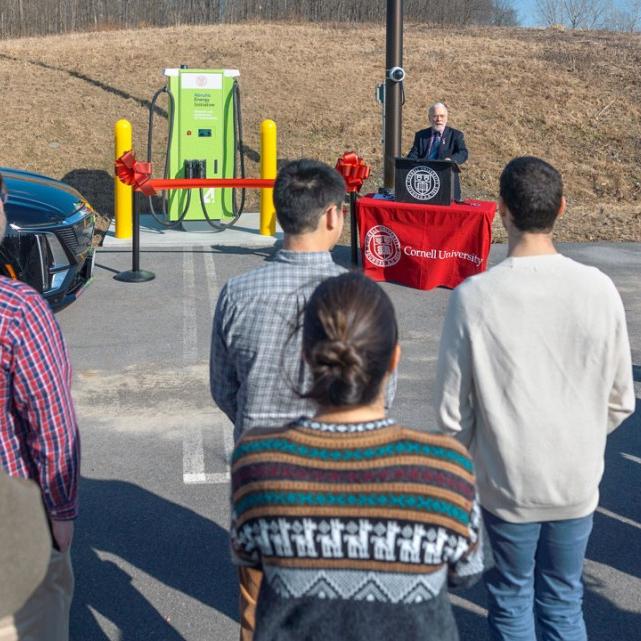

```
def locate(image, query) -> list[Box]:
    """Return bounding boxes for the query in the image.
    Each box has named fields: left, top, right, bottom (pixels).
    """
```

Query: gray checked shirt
left=210, top=249, right=346, bottom=441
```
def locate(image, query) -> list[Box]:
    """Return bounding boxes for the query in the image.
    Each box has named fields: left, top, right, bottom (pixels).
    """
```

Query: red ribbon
left=115, top=151, right=156, bottom=196
left=335, top=152, right=371, bottom=193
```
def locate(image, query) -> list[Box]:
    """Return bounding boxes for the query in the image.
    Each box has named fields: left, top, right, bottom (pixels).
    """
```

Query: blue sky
left=516, top=0, right=539, bottom=26
left=515, top=0, right=636, bottom=26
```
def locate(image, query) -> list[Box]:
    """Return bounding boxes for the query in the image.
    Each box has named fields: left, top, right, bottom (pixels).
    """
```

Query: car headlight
left=76, top=201, right=95, bottom=221
left=43, top=232, right=69, bottom=268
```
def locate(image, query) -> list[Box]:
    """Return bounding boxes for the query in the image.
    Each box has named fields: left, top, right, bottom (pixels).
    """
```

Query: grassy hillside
left=1, top=22, right=640, bottom=242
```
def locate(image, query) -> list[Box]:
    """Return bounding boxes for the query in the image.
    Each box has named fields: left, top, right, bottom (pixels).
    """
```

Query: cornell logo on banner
left=405, top=166, right=440, bottom=201
left=365, top=225, right=401, bottom=267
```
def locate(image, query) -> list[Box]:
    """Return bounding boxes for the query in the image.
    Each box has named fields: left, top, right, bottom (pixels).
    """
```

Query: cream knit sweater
left=434, top=254, right=635, bottom=522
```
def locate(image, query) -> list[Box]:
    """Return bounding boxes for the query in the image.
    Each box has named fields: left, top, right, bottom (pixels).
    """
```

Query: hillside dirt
left=1, top=22, right=641, bottom=243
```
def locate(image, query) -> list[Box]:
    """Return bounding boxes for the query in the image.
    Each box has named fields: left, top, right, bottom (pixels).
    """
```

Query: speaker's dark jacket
left=407, top=126, right=468, bottom=200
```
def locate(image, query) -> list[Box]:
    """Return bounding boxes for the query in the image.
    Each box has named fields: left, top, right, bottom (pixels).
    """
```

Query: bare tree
left=535, top=0, right=638, bottom=30
left=17, top=0, right=24, bottom=34
left=604, top=0, right=641, bottom=31
left=536, top=0, right=564, bottom=26
left=0, top=0, right=531, bottom=39
left=491, top=0, right=519, bottom=25
left=562, top=0, right=607, bottom=29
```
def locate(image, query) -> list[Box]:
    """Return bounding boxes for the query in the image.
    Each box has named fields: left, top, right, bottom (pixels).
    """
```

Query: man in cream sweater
left=434, top=156, right=635, bottom=641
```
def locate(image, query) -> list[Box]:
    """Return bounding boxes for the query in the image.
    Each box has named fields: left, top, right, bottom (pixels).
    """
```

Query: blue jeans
left=482, top=509, right=593, bottom=641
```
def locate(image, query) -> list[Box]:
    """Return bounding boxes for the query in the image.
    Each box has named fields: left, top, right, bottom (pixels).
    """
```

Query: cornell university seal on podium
left=405, top=166, right=440, bottom=201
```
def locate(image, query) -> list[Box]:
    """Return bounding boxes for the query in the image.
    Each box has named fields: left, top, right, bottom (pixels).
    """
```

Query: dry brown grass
left=1, top=22, right=641, bottom=241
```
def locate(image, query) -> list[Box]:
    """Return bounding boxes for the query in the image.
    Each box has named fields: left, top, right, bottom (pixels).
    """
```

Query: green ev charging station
left=148, top=67, right=245, bottom=229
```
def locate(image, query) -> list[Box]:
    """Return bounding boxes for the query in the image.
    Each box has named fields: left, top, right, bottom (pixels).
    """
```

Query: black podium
left=394, top=158, right=459, bottom=205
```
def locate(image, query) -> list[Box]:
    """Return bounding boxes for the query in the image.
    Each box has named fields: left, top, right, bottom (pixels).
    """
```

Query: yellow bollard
left=114, top=119, right=133, bottom=239
left=260, top=119, right=277, bottom=236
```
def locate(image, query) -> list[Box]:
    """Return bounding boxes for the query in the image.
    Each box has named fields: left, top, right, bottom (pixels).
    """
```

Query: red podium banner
left=357, top=197, right=496, bottom=290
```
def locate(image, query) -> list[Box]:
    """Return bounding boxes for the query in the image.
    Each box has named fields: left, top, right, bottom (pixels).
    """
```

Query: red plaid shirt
left=0, top=277, right=79, bottom=520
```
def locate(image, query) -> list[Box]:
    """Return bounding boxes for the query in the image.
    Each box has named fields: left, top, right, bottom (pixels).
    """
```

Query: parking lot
left=58, top=234, right=641, bottom=641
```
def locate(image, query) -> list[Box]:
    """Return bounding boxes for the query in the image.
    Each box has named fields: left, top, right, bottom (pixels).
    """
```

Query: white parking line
left=183, top=414, right=233, bottom=485
left=185, top=473, right=230, bottom=484
left=621, top=452, right=641, bottom=466
left=182, top=250, right=232, bottom=485
left=449, top=594, right=488, bottom=617
left=182, top=251, right=198, bottom=365
left=183, top=423, right=231, bottom=484
left=596, top=506, right=641, bottom=531
left=183, top=424, right=206, bottom=482
left=204, top=250, right=219, bottom=311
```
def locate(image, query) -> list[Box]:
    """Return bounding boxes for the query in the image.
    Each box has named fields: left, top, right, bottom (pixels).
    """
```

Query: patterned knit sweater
left=230, top=417, right=483, bottom=641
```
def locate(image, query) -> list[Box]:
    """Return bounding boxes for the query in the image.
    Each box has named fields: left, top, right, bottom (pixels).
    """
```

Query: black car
left=0, top=167, right=96, bottom=309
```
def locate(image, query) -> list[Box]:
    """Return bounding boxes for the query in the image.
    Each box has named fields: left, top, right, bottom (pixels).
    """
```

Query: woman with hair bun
left=230, top=272, right=482, bottom=641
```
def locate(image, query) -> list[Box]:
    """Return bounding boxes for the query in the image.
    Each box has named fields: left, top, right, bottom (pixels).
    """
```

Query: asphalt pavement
left=57, top=229, right=641, bottom=641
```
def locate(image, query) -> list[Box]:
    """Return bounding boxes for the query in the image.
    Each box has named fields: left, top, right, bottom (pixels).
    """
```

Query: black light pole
left=384, top=0, right=403, bottom=190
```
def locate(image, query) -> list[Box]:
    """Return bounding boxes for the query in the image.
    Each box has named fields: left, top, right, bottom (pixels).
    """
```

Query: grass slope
left=1, top=22, right=640, bottom=241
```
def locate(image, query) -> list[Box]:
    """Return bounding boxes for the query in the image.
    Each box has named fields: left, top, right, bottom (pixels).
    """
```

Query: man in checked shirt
left=211, top=159, right=348, bottom=640
left=0, top=173, right=80, bottom=641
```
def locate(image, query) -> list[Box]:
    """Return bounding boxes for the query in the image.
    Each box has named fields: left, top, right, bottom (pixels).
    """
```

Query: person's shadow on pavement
left=71, top=477, right=238, bottom=641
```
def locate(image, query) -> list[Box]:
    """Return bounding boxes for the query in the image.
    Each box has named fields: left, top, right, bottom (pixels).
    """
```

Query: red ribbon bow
left=335, top=152, right=370, bottom=193
left=115, top=151, right=156, bottom=196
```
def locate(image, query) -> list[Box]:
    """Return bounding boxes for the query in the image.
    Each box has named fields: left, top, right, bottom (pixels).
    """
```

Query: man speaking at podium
left=407, top=102, right=468, bottom=200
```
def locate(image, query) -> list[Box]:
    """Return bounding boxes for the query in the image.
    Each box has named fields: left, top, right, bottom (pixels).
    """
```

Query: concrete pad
left=102, top=211, right=283, bottom=249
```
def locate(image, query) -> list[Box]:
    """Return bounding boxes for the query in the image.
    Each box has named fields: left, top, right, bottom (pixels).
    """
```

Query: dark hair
left=302, top=272, right=398, bottom=407
left=273, top=159, right=346, bottom=235
left=499, top=156, right=563, bottom=232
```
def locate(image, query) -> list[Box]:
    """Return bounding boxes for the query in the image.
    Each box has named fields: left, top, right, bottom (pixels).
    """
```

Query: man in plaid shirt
left=210, top=159, right=348, bottom=442
left=0, top=173, right=80, bottom=641
left=210, top=159, right=347, bottom=640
